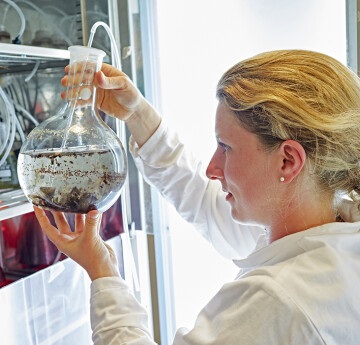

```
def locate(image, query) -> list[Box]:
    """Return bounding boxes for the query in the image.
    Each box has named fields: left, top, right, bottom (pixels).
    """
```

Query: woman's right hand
left=61, top=63, right=144, bottom=122
left=62, top=62, right=162, bottom=148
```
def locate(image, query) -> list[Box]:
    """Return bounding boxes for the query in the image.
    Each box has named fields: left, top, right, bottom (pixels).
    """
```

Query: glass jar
left=17, top=46, right=127, bottom=214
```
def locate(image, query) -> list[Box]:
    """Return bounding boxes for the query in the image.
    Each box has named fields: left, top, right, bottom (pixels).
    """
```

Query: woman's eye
left=218, top=142, right=229, bottom=153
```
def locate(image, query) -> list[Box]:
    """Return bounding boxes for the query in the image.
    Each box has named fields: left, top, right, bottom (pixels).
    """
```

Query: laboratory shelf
left=0, top=43, right=69, bottom=221
left=0, top=43, right=69, bottom=63
left=0, top=43, right=69, bottom=75
left=0, top=189, right=32, bottom=221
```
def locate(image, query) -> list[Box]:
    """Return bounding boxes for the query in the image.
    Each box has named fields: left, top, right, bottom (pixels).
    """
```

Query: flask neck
left=65, top=45, right=106, bottom=112
left=65, top=62, right=98, bottom=111
left=66, top=84, right=97, bottom=111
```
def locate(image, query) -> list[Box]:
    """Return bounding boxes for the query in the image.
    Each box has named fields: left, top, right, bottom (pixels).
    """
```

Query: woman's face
left=206, top=103, right=280, bottom=226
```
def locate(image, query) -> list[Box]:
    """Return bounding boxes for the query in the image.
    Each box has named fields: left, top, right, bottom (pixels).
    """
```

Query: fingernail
left=88, top=211, right=100, bottom=219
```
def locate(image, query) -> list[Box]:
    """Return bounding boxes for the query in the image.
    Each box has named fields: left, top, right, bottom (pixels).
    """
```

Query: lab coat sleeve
left=90, top=276, right=323, bottom=345
left=90, top=277, right=157, bottom=345
left=172, top=276, right=324, bottom=345
left=129, top=120, right=264, bottom=259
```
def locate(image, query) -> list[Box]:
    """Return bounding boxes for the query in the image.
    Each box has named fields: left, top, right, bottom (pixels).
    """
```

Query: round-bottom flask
left=17, top=46, right=127, bottom=214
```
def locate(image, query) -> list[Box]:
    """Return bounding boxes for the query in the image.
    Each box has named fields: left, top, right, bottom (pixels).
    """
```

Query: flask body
left=17, top=46, right=127, bottom=213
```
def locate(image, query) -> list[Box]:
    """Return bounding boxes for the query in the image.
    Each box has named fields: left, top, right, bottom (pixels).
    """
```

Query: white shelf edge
left=0, top=43, right=69, bottom=221
left=0, top=200, right=33, bottom=221
left=0, top=43, right=70, bottom=60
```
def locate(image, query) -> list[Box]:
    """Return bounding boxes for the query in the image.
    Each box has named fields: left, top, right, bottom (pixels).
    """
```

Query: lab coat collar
left=233, top=197, right=360, bottom=270
left=233, top=221, right=360, bottom=274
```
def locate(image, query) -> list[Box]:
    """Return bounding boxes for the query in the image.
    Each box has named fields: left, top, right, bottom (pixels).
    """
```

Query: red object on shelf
left=1, top=218, right=19, bottom=249
left=0, top=265, right=14, bottom=288
left=0, top=199, right=122, bottom=282
left=16, top=212, right=58, bottom=267
left=100, top=199, right=124, bottom=240
left=0, top=265, right=5, bottom=286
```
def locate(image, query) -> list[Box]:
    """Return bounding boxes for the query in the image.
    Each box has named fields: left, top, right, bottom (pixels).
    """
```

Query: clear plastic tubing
left=2, top=0, right=26, bottom=40
left=0, top=87, right=16, bottom=167
left=88, top=21, right=122, bottom=70
left=14, top=103, right=39, bottom=127
left=0, top=88, right=11, bottom=157
left=14, top=0, right=73, bottom=45
left=87, top=21, right=139, bottom=291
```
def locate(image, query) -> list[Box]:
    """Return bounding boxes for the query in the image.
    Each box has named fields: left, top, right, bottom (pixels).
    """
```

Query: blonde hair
left=216, top=49, right=360, bottom=199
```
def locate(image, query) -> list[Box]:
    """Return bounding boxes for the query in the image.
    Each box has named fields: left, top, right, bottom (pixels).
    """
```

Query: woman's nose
left=206, top=154, right=224, bottom=180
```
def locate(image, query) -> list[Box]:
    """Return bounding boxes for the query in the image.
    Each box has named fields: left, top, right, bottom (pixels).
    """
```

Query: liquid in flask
left=17, top=45, right=127, bottom=214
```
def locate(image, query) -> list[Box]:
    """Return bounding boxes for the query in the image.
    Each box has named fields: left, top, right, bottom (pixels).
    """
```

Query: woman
left=34, top=50, right=360, bottom=344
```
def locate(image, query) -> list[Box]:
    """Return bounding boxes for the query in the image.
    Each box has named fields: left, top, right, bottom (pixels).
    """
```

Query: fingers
left=61, top=75, right=67, bottom=87
left=75, top=213, right=85, bottom=233
left=63, top=88, right=94, bottom=105
left=67, top=68, right=96, bottom=86
left=60, top=89, right=93, bottom=106
left=34, top=206, right=52, bottom=229
left=51, top=211, right=74, bottom=234
left=62, top=63, right=124, bottom=87
left=33, top=206, right=62, bottom=243
left=61, top=67, right=127, bottom=103
left=85, top=210, right=103, bottom=237
left=34, top=207, right=102, bottom=237
left=62, top=62, right=97, bottom=91
left=62, top=72, right=129, bottom=99
left=94, top=70, right=129, bottom=91
left=100, top=63, right=125, bottom=77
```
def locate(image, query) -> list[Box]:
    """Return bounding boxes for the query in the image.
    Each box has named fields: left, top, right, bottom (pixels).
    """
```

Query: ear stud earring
left=280, top=177, right=285, bottom=182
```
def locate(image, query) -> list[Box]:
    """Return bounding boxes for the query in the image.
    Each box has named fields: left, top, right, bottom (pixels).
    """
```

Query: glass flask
left=17, top=45, right=127, bottom=214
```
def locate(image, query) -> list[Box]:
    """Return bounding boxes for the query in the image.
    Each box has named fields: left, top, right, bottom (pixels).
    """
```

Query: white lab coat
left=90, top=121, right=360, bottom=345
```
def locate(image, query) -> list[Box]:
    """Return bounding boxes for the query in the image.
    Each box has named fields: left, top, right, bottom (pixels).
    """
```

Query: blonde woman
left=35, top=50, right=360, bottom=344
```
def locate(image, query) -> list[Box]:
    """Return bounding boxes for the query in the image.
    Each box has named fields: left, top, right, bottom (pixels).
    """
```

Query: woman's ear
left=279, top=140, right=306, bottom=183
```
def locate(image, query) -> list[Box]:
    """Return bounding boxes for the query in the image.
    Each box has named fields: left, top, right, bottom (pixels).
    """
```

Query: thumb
left=95, top=71, right=128, bottom=90
left=85, top=210, right=102, bottom=236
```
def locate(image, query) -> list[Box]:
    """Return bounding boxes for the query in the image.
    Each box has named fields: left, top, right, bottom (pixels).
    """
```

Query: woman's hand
left=33, top=206, right=120, bottom=281
left=61, top=63, right=144, bottom=122
left=61, top=62, right=162, bottom=147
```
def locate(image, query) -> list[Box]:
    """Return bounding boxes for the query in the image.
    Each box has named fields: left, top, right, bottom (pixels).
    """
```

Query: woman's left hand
left=33, top=206, right=121, bottom=281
